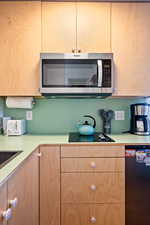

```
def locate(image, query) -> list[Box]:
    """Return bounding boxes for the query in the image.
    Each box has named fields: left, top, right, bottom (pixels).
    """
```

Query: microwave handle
left=97, top=60, right=102, bottom=87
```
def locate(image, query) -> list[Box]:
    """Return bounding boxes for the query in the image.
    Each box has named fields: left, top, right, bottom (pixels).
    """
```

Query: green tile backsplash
left=2, top=97, right=147, bottom=134
left=0, top=98, right=4, bottom=117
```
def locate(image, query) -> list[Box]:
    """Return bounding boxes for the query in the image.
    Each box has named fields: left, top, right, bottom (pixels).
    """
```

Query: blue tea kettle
left=78, top=115, right=96, bottom=136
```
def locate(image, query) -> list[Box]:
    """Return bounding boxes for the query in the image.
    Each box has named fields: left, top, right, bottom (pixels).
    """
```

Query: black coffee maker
left=130, top=103, right=150, bottom=135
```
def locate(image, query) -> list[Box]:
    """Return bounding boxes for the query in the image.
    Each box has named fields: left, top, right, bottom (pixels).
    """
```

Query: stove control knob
left=90, top=161, right=96, bottom=168
left=98, top=134, right=105, bottom=139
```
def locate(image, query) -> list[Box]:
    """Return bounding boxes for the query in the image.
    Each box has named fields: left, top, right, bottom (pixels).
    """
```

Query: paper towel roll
left=6, top=97, right=34, bottom=109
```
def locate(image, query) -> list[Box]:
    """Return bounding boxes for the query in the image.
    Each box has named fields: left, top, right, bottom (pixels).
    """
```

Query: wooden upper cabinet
left=0, top=183, right=7, bottom=225
left=7, top=150, right=39, bottom=225
left=77, top=3, right=111, bottom=53
left=112, top=3, right=150, bottom=96
left=42, top=2, right=76, bottom=53
left=42, top=2, right=111, bottom=53
left=0, top=1, right=41, bottom=96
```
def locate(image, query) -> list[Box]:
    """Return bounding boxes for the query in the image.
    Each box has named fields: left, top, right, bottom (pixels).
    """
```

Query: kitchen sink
left=0, top=151, right=22, bottom=169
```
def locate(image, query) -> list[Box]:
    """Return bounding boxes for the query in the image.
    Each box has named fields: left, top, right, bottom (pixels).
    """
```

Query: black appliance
left=69, top=132, right=115, bottom=142
left=130, top=103, right=150, bottom=135
left=125, top=145, right=150, bottom=225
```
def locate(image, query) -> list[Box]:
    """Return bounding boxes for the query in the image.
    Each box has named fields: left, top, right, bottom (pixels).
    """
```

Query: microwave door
left=98, top=60, right=102, bottom=87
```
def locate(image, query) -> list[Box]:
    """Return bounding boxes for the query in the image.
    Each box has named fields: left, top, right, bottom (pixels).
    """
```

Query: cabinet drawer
left=61, top=173, right=125, bottom=203
left=61, top=158, right=125, bottom=172
left=61, top=204, right=125, bottom=225
left=61, top=145, right=124, bottom=158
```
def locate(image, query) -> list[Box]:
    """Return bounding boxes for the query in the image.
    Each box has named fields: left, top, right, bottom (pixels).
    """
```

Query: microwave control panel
left=102, top=59, right=111, bottom=87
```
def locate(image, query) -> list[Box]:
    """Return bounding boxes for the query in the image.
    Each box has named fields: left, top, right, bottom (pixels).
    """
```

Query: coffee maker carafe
left=130, top=103, right=150, bottom=135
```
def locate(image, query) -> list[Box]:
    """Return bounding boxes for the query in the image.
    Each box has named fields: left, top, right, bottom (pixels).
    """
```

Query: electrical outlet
left=115, top=111, right=125, bottom=120
left=26, top=111, right=32, bottom=120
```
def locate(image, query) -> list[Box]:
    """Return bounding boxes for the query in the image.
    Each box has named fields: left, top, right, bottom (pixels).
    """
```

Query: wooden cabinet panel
left=61, top=145, right=125, bottom=158
left=62, top=204, right=125, bottom=225
left=42, top=2, right=111, bottom=53
left=77, top=3, right=111, bottom=53
left=61, top=173, right=125, bottom=204
left=0, top=1, right=41, bottom=96
left=7, top=150, right=39, bottom=225
left=61, top=157, right=125, bottom=173
left=112, top=3, right=150, bottom=96
left=0, top=183, right=7, bottom=225
left=40, top=145, right=60, bottom=225
left=42, top=2, right=76, bottom=53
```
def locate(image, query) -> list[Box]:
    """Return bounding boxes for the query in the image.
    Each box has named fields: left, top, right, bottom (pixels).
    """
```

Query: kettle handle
left=84, top=115, right=96, bottom=128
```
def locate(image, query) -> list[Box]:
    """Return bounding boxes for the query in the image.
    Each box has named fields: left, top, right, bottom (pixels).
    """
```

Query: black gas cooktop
left=69, top=132, right=115, bottom=142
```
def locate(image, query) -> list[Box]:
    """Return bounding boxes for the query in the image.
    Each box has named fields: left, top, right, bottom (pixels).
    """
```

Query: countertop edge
left=1, top=134, right=150, bottom=186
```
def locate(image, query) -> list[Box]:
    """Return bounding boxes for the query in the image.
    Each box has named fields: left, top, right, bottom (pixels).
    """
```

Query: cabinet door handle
left=90, top=184, right=97, bottom=191
left=90, top=216, right=97, bottom=223
left=90, top=161, right=96, bottom=168
left=72, top=48, right=75, bottom=53
left=2, top=208, right=12, bottom=221
left=9, top=197, right=18, bottom=208
left=98, top=60, right=102, bottom=87
left=36, top=153, right=42, bottom=157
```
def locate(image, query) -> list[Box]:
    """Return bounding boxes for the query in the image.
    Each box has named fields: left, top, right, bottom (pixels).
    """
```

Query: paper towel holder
left=6, top=97, right=36, bottom=109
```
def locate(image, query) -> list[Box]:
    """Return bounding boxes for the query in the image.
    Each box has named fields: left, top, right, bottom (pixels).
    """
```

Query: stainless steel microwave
left=40, top=53, right=114, bottom=96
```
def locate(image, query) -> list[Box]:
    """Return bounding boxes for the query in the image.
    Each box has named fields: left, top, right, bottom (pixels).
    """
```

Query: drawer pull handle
left=90, top=217, right=96, bottom=223
left=90, top=184, right=97, bottom=191
left=36, top=153, right=42, bottom=157
left=72, top=48, right=75, bottom=53
left=2, top=208, right=12, bottom=221
left=9, top=197, right=18, bottom=208
left=90, top=162, right=96, bottom=168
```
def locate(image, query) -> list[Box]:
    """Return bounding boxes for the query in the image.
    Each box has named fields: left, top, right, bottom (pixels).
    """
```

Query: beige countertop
left=0, top=133, right=150, bottom=185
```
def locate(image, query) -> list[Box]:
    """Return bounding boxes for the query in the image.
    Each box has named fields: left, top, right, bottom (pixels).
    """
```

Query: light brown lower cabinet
left=62, top=204, right=125, bottom=225
left=61, top=144, right=125, bottom=225
left=7, top=150, right=39, bottom=225
left=61, top=157, right=125, bottom=173
left=0, top=144, right=125, bottom=225
left=39, top=144, right=125, bottom=225
left=0, top=149, right=39, bottom=225
left=61, top=172, right=125, bottom=204
left=40, top=145, right=61, bottom=225
left=0, top=183, right=7, bottom=225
